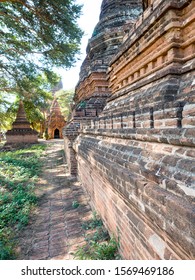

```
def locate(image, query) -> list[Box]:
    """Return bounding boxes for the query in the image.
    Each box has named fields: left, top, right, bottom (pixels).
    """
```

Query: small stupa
left=6, top=100, right=38, bottom=144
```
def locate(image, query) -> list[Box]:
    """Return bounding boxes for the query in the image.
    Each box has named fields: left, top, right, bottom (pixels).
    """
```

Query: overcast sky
left=57, top=0, right=102, bottom=90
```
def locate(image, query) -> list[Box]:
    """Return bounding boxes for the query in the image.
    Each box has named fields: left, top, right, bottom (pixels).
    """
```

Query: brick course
left=64, top=0, right=195, bottom=259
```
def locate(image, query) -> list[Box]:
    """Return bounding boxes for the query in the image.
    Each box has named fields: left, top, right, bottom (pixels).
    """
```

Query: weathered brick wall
left=72, top=0, right=195, bottom=259
left=6, top=134, right=38, bottom=144
left=75, top=133, right=194, bottom=259
left=63, top=122, right=79, bottom=176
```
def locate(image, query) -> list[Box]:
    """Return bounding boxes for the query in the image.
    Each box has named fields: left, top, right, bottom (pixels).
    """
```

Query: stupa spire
left=46, top=97, right=66, bottom=139
left=78, top=0, right=142, bottom=83
left=12, top=100, right=31, bottom=129
left=6, top=100, right=38, bottom=144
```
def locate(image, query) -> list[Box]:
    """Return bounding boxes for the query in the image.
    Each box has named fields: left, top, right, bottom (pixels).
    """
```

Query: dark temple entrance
left=54, top=128, right=60, bottom=139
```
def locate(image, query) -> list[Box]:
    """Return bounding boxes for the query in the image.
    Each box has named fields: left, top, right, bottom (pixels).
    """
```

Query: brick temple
left=63, top=0, right=195, bottom=259
left=46, top=98, right=66, bottom=139
left=6, top=100, right=38, bottom=144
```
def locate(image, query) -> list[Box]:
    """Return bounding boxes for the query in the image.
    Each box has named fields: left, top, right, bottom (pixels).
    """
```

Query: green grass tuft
left=74, top=211, right=120, bottom=260
left=74, top=237, right=120, bottom=260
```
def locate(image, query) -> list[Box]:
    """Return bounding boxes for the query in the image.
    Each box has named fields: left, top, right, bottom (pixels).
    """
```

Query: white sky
left=57, top=0, right=102, bottom=90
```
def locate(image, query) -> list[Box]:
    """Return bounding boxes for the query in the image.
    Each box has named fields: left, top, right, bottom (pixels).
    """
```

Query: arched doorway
left=54, top=128, right=60, bottom=139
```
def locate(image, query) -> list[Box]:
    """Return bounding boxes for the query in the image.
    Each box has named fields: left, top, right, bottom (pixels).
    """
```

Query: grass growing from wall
left=0, top=144, right=46, bottom=259
left=74, top=212, right=120, bottom=260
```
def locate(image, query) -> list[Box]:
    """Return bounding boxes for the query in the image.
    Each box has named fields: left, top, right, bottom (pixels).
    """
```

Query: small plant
left=85, top=227, right=109, bottom=242
left=82, top=211, right=103, bottom=230
left=74, top=211, right=121, bottom=260
left=74, top=237, right=119, bottom=260
left=72, top=200, right=79, bottom=209
left=0, top=228, right=16, bottom=260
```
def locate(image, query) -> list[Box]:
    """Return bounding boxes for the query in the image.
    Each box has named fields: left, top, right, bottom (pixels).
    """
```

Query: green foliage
left=82, top=212, right=103, bottom=230
left=0, top=0, right=83, bottom=93
left=0, top=228, right=15, bottom=260
left=72, top=200, right=79, bottom=209
left=85, top=227, right=109, bottom=243
left=0, top=144, right=46, bottom=259
left=56, top=89, right=75, bottom=119
left=74, top=237, right=119, bottom=260
left=0, top=1, right=82, bottom=131
left=0, top=93, right=17, bottom=131
left=74, top=212, right=120, bottom=260
left=0, top=73, right=56, bottom=132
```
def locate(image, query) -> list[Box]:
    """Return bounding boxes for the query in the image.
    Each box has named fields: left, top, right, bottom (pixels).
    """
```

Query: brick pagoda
left=63, top=0, right=142, bottom=176
left=63, top=0, right=195, bottom=259
left=74, top=0, right=142, bottom=117
left=46, top=98, right=66, bottom=139
left=6, top=100, right=38, bottom=144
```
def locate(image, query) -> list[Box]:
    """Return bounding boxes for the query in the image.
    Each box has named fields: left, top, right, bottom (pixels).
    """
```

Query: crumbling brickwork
left=64, top=0, right=195, bottom=259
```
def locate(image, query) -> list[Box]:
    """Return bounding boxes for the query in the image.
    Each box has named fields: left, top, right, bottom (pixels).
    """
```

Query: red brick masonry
left=64, top=0, right=195, bottom=259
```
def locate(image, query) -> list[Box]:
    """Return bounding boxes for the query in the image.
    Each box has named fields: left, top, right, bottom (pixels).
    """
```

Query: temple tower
left=73, top=0, right=195, bottom=259
left=63, top=1, right=142, bottom=176
left=74, top=0, right=142, bottom=113
left=46, top=98, right=66, bottom=139
left=63, top=0, right=142, bottom=176
left=6, top=100, right=38, bottom=144
left=63, top=0, right=195, bottom=259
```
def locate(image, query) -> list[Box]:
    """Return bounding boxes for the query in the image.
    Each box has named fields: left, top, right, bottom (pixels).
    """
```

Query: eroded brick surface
left=63, top=0, right=195, bottom=260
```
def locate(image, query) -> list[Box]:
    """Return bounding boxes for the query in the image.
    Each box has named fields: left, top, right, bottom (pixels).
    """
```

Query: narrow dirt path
left=17, top=139, right=92, bottom=260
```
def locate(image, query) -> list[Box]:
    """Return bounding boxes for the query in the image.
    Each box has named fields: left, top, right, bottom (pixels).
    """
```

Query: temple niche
left=6, top=100, right=38, bottom=144
left=46, top=98, right=66, bottom=139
